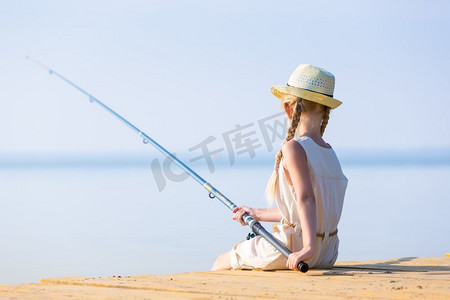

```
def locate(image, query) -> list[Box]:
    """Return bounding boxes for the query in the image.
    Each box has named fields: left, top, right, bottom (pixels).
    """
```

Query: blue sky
left=1, top=0, right=449, bottom=157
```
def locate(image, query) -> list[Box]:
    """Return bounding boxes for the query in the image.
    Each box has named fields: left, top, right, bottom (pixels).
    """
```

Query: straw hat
left=271, top=64, right=342, bottom=109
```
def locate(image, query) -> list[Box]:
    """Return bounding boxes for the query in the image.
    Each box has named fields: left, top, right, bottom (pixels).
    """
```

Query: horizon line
left=1, top=148, right=449, bottom=169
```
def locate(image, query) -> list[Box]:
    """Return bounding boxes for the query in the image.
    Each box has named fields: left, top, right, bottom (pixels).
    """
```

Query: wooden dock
left=1, top=256, right=449, bottom=299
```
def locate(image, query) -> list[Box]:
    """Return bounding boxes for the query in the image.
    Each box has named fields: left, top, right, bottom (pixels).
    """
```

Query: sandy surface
left=0, top=256, right=449, bottom=299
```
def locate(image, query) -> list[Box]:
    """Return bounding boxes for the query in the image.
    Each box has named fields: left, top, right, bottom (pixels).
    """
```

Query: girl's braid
left=274, top=99, right=302, bottom=169
left=320, top=106, right=330, bottom=136
left=266, top=98, right=303, bottom=202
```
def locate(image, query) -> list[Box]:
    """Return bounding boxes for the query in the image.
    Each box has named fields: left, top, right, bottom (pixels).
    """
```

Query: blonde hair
left=265, top=95, right=331, bottom=203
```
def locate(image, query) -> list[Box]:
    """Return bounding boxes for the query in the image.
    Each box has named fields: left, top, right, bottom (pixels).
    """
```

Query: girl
left=211, top=64, right=348, bottom=271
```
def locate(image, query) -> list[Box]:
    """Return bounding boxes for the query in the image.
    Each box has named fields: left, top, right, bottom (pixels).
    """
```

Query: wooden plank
left=0, top=256, right=449, bottom=299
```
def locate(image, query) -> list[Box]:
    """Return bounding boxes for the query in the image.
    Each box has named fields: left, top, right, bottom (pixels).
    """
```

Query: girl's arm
left=282, top=139, right=317, bottom=270
left=232, top=207, right=282, bottom=225
left=255, top=207, right=282, bottom=222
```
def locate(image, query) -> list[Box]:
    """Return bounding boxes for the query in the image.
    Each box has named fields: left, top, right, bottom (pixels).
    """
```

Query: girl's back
left=278, top=136, right=348, bottom=268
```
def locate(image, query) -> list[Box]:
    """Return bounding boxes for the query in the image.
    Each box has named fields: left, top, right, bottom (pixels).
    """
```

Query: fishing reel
left=246, top=231, right=259, bottom=240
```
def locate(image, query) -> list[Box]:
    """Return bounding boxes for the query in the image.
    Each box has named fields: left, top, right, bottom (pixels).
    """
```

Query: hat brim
left=271, top=85, right=342, bottom=109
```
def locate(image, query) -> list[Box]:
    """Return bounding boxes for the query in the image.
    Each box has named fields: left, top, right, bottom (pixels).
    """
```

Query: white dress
left=230, top=136, right=348, bottom=269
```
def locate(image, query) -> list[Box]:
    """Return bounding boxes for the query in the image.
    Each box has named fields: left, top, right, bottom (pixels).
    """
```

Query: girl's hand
left=232, top=206, right=257, bottom=226
left=286, top=247, right=314, bottom=271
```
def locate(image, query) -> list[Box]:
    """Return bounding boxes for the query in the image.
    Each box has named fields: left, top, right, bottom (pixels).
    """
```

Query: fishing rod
left=27, top=56, right=309, bottom=273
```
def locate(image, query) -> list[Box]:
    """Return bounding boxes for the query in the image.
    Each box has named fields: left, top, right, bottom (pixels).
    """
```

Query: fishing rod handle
left=297, top=261, right=309, bottom=273
left=244, top=216, right=309, bottom=273
left=203, top=183, right=309, bottom=273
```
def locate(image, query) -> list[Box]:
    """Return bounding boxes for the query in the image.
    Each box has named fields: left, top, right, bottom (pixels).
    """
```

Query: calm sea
left=0, top=154, right=449, bottom=284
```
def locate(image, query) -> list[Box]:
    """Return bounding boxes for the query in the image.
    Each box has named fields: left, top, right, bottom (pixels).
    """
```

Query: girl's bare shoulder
left=282, top=139, right=307, bottom=162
